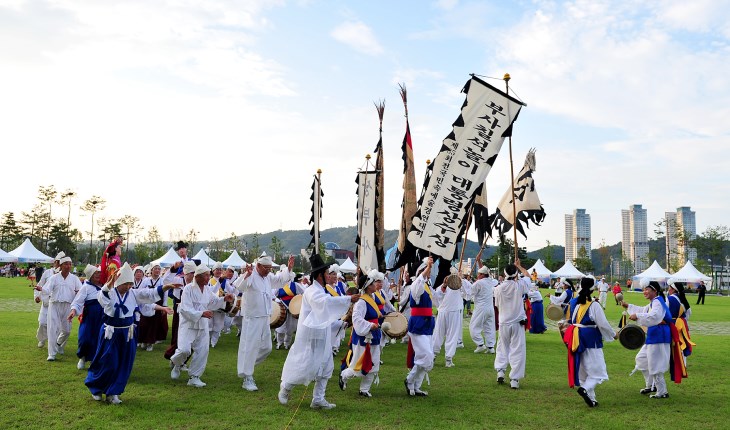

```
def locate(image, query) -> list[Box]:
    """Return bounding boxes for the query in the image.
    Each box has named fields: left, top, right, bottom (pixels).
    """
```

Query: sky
left=1, top=0, right=729, bottom=253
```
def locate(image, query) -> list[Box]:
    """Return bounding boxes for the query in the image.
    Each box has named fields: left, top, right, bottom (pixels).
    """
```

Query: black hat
left=174, top=241, right=189, bottom=251
left=309, top=253, right=331, bottom=279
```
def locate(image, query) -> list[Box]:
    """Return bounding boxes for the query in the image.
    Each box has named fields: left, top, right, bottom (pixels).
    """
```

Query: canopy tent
left=633, top=260, right=672, bottom=281
left=0, top=248, right=18, bottom=263
left=8, top=239, right=54, bottom=263
left=192, top=248, right=217, bottom=266
left=668, top=260, right=711, bottom=283
left=550, top=260, right=585, bottom=279
left=339, top=257, right=357, bottom=274
left=149, top=247, right=181, bottom=268
left=527, top=259, right=552, bottom=282
left=221, top=251, right=247, bottom=269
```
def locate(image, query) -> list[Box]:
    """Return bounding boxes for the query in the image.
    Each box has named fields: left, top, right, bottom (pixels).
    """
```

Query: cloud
left=331, top=20, right=384, bottom=56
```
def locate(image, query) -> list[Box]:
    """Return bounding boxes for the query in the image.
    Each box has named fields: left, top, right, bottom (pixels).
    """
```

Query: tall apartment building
left=565, top=209, right=591, bottom=261
left=622, top=204, right=649, bottom=273
left=666, top=206, right=697, bottom=264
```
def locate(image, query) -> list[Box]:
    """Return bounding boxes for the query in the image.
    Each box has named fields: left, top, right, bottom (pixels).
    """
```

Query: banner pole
left=505, top=73, right=519, bottom=263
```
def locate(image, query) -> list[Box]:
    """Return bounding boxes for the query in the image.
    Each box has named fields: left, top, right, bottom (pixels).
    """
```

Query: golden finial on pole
left=503, top=73, right=511, bottom=82
left=365, top=154, right=371, bottom=160
left=317, top=168, right=322, bottom=174
left=426, top=159, right=431, bottom=165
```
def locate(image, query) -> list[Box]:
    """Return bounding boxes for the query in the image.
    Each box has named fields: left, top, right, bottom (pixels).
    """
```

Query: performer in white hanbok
left=39, top=256, right=82, bottom=361
left=170, top=264, right=234, bottom=387
left=34, top=252, right=64, bottom=348
left=68, top=264, right=103, bottom=370
left=596, top=277, right=609, bottom=309
left=493, top=260, right=531, bottom=389
left=323, top=265, right=349, bottom=354
left=136, top=263, right=168, bottom=352
left=622, top=280, right=684, bottom=399
left=432, top=268, right=464, bottom=368
left=235, top=255, right=293, bottom=391
left=274, top=273, right=306, bottom=350
left=222, top=266, right=239, bottom=334
left=85, top=263, right=178, bottom=404
left=405, top=257, right=435, bottom=397
left=564, top=277, right=616, bottom=407
left=207, top=262, right=236, bottom=348
left=339, top=270, right=384, bottom=397
left=398, top=271, right=412, bottom=344
left=278, top=254, right=357, bottom=409
left=470, top=264, right=497, bottom=353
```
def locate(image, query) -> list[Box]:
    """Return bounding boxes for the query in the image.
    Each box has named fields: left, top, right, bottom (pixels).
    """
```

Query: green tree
left=692, top=225, right=730, bottom=285
left=47, top=221, right=79, bottom=260
left=270, top=236, right=283, bottom=262
left=147, top=226, right=164, bottom=259
left=541, top=240, right=557, bottom=271
left=574, top=246, right=594, bottom=273
left=37, top=185, right=58, bottom=253
left=118, top=215, right=141, bottom=261
left=0, top=212, right=23, bottom=250
left=185, top=229, right=199, bottom=255
left=80, top=196, right=106, bottom=263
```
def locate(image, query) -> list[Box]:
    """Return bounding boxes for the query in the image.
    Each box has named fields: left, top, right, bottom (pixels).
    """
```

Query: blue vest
left=667, top=295, right=685, bottom=319
left=563, top=289, right=574, bottom=305
left=352, top=299, right=382, bottom=346
left=568, top=298, right=602, bottom=349
left=646, top=297, right=672, bottom=344
left=408, top=285, right=435, bottom=336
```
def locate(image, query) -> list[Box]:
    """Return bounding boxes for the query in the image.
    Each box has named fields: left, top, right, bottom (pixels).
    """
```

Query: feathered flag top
left=395, top=75, right=525, bottom=267
left=309, top=171, right=323, bottom=255
left=396, top=83, right=418, bottom=265
left=372, top=100, right=386, bottom=272
left=489, top=149, right=546, bottom=239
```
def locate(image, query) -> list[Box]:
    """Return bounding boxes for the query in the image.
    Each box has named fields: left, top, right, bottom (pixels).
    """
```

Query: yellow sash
left=674, top=318, right=696, bottom=351
left=360, top=294, right=383, bottom=319
left=373, top=290, right=385, bottom=304
left=424, top=282, right=433, bottom=300
left=571, top=303, right=592, bottom=352
left=324, top=284, right=339, bottom=297
left=282, top=283, right=296, bottom=297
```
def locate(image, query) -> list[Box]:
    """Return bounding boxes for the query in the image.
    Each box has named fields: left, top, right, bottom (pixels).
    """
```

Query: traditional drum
left=558, top=320, right=570, bottom=338
left=269, top=301, right=287, bottom=329
left=615, top=292, right=624, bottom=303
left=445, top=273, right=462, bottom=290
left=289, top=295, right=302, bottom=319
left=618, top=313, right=645, bottom=350
left=546, top=303, right=565, bottom=321
left=228, top=296, right=243, bottom=317
left=382, top=312, right=408, bottom=339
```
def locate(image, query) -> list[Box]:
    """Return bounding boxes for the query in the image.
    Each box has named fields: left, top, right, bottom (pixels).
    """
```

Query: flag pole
left=316, top=168, right=322, bottom=256
left=504, top=73, right=519, bottom=263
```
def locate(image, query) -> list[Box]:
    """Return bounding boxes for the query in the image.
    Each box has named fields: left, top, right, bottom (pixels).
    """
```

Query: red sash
left=411, top=307, right=433, bottom=317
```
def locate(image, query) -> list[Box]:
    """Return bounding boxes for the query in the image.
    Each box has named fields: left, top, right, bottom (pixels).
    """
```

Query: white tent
left=527, top=259, right=552, bottom=282
left=221, top=250, right=246, bottom=269
left=0, top=248, right=18, bottom=263
left=551, top=260, right=585, bottom=279
left=632, top=260, right=672, bottom=282
left=8, top=239, right=54, bottom=263
left=668, top=260, right=711, bottom=283
left=339, top=257, right=357, bottom=274
left=149, top=247, right=181, bottom=268
left=192, top=248, right=217, bottom=266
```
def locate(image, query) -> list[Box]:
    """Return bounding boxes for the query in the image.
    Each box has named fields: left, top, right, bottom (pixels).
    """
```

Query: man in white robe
left=278, top=254, right=357, bottom=409
left=432, top=269, right=464, bottom=368
left=470, top=265, right=497, bottom=354
left=39, top=256, right=82, bottom=361
left=235, top=255, right=293, bottom=391
left=493, top=260, right=531, bottom=389
left=171, top=264, right=233, bottom=387
left=596, top=277, right=609, bottom=309
left=34, top=252, right=64, bottom=348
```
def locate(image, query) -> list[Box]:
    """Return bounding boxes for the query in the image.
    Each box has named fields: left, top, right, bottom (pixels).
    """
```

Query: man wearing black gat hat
left=278, top=254, right=359, bottom=409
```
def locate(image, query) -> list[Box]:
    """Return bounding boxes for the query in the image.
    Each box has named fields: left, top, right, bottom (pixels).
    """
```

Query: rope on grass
left=284, top=384, right=308, bottom=430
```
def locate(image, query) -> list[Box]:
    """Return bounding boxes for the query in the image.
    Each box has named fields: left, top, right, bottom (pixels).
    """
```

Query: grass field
left=1, top=278, right=729, bottom=430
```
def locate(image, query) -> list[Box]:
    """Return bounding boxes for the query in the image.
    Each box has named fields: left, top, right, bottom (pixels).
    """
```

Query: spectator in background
left=612, top=282, right=623, bottom=305
left=696, top=281, right=707, bottom=305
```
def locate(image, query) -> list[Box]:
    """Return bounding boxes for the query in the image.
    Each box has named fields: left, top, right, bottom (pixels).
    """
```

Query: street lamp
left=708, top=258, right=713, bottom=291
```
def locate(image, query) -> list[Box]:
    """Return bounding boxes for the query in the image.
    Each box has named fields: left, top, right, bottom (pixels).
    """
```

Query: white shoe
left=445, top=358, right=455, bottom=368
left=487, top=347, right=496, bottom=354
left=210, top=342, right=216, bottom=349
left=242, top=376, right=258, bottom=391
left=138, top=343, right=146, bottom=349
left=456, top=342, right=464, bottom=349
left=497, top=369, right=505, bottom=384
left=474, top=345, right=487, bottom=353
left=276, top=343, right=282, bottom=350
left=146, top=345, right=154, bottom=352
left=91, top=394, right=102, bottom=401
left=57, top=344, right=65, bottom=355
left=37, top=341, right=45, bottom=348
left=284, top=344, right=290, bottom=350
left=187, top=376, right=207, bottom=388
left=107, top=395, right=122, bottom=404
left=510, top=379, right=520, bottom=389
left=181, top=364, right=190, bottom=372
left=77, top=358, right=85, bottom=370
left=310, top=399, right=336, bottom=410
left=46, top=355, right=55, bottom=362
left=171, top=365, right=181, bottom=380
left=390, top=338, right=396, bottom=344
left=278, top=388, right=290, bottom=405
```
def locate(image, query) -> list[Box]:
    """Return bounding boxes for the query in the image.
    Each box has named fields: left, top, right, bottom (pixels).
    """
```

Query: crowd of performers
left=32, top=239, right=694, bottom=408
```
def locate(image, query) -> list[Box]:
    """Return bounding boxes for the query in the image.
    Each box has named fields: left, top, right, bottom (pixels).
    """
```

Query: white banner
left=408, top=76, right=525, bottom=259
left=356, top=171, right=378, bottom=272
